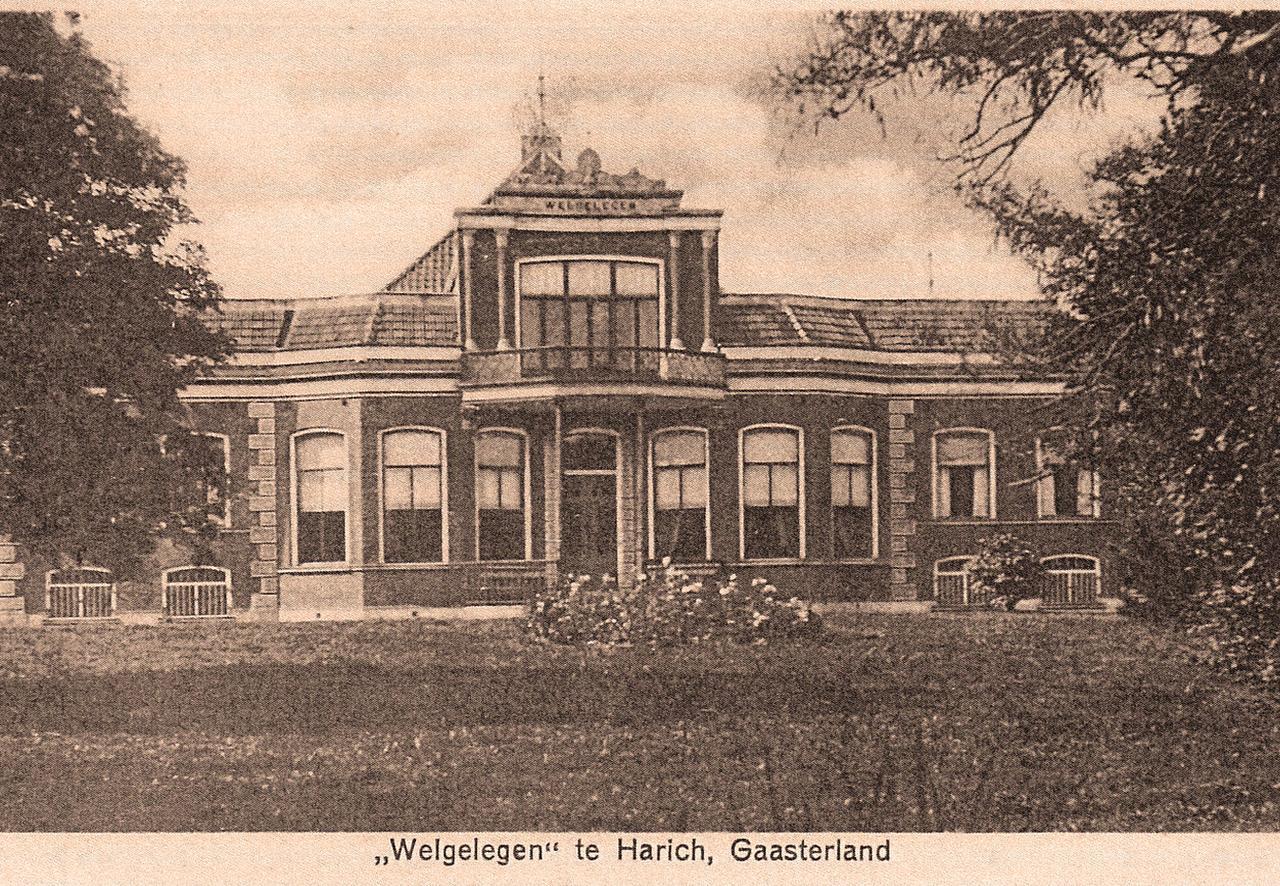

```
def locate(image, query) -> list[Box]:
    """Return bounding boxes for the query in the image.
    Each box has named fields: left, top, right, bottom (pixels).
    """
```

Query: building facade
left=0, top=126, right=1113, bottom=622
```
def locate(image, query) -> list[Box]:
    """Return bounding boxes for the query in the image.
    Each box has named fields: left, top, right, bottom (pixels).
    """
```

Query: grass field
left=1, top=610, right=1278, bottom=831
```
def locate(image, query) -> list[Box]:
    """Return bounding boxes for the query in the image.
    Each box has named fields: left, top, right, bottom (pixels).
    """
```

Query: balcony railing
left=462, top=346, right=726, bottom=390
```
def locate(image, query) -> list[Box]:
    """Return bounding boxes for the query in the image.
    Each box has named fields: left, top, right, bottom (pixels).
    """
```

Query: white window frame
left=473, top=427, right=532, bottom=562
left=198, top=431, right=232, bottom=527
left=514, top=255, right=667, bottom=351
left=738, top=423, right=806, bottom=561
left=931, top=427, right=997, bottom=520
left=290, top=428, right=351, bottom=567
left=1035, top=438, right=1101, bottom=519
left=830, top=425, right=878, bottom=560
left=648, top=426, right=712, bottom=562
left=377, top=426, right=449, bottom=566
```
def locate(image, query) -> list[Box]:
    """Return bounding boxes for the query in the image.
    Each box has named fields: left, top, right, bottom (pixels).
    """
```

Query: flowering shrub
left=527, top=561, right=822, bottom=647
left=968, top=534, right=1043, bottom=612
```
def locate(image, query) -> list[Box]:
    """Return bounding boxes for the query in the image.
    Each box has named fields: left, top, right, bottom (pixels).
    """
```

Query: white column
left=700, top=229, right=717, bottom=352
left=667, top=231, right=684, bottom=350
left=495, top=228, right=511, bottom=351
left=461, top=229, right=477, bottom=351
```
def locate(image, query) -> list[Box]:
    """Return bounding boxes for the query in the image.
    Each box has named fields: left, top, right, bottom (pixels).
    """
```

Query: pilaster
left=887, top=399, right=919, bottom=601
left=247, top=400, right=280, bottom=619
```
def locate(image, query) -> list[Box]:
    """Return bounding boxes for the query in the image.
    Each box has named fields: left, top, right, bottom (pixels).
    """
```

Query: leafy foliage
left=0, top=13, right=228, bottom=574
left=527, top=562, right=821, bottom=647
left=968, top=533, right=1043, bottom=611
left=775, top=11, right=1280, bottom=680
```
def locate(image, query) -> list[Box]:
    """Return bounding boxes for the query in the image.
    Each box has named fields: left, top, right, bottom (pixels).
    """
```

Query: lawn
left=1, top=610, right=1278, bottom=831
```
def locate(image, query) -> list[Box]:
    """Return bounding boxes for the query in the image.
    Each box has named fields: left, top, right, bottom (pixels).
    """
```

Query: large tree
left=0, top=12, right=228, bottom=574
left=775, top=12, right=1280, bottom=678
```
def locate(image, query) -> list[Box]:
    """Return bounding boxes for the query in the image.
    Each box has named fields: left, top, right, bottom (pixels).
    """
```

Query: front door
left=560, top=432, right=619, bottom=578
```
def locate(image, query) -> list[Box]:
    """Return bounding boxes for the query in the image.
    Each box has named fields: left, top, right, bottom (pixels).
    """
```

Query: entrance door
left=560, top=432, right=619, bottom=577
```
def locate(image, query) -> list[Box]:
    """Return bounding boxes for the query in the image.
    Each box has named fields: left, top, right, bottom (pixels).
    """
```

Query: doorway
left=560, top=431, right=619, bottom=578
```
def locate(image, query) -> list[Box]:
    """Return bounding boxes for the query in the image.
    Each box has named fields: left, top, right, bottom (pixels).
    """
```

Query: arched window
left=475, top=429, right=528, bottom=561
left=294, top=431, right=348, bottom=565
left=518, top=258, right=661, bottom=371
left=831, top=427, right=876, bottom=559
left=651, top=428, right=709, bottom=562
left=740, top=425, right=804, bottom=560
left=933, top=429, right=996, bottom=519
left=1036, top=439, right=1101, bottom=519
left=380, top=428, right=446, bottom=564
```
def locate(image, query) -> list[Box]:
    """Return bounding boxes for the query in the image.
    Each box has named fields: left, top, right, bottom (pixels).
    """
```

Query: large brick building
left=1, top=124, right=1113, bottom=622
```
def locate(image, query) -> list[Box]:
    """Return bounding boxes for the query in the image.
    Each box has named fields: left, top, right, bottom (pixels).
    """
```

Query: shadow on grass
left=0, top=657, right=948, bottom=734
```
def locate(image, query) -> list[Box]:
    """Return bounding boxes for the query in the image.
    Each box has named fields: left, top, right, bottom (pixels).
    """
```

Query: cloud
left=75, top=4, right=1153, bottom=302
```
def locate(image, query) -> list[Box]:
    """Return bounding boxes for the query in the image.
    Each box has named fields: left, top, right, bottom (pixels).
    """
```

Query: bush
left=968, top=533, right=1043, bottom=612
left=527, top=561, right=822, bottom=647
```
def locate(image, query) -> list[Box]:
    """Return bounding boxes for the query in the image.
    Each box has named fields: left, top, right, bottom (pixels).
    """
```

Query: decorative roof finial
left=537, top=71, right=546, bottom=128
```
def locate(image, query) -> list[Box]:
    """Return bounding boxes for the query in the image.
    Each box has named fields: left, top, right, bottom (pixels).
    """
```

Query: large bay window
left=934, top=429, right=995, bottom=519
left=741, top=425, right=803, bottom=560
left=381, top=428, right=446, bottom=564
left=294, top=431, right=348, bottom=564
left=831, top=427, right=875, bottom=558
left=476, top=430, right=528, bottom=561
left=1036, top=440, right=1100, bottom=519
left=518, top=258, right=660, bottom=370
left=651, top=428, right=709, bottom=562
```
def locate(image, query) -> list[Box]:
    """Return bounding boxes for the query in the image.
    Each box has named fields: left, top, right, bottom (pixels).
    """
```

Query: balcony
left=461, top=346, right=727, bottom=408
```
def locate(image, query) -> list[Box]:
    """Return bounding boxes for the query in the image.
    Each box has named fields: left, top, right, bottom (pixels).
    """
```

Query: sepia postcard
left=3, top=2, right=1280, bottom=883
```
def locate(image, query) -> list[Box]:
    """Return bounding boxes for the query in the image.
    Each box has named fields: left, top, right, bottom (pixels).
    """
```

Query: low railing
left=463, top=346, right=726, bottom=389
left=460, top=560, right=555, bottom=605
left=46, top=567, right=117, bottom=621
left=162, top=566, right=233, bottom=619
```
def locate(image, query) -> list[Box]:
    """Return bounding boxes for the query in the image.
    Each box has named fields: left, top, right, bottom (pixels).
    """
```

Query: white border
left=376, top=426, right=450, bottom=566
left=647, top=426, right=712, bottom=562
left=473, top=427, right=533, bottom=562
left=931, top=427, right=998, bottom=520
left=737, top=423, right=806, bottom=561
left=830, top=425, right=878, bottom=560
left=289, top=428, right=352, bottom=568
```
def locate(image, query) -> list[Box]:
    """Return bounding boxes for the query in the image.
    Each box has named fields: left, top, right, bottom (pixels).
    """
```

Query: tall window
left=831, top=428, right=874, bottom=558
left=934, top=430, right=994, bottom=519
left=651, top=429, right=708, bottom=562
left=197, top=432, right=231, bottom=527
left=476, top=430, right=527, bottom=561
left=1037, top=440, right=1100, bottom=518
left=381, top=428, right=445, bottom=564
left=518, top=259, right=660, bottom=370
left=741, top=426, right=803, bottom=559
left=295, top=432, right=347, bottom=564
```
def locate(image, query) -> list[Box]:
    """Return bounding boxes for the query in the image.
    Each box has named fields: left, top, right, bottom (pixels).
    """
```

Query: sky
left=73, top=2, right=1165, bottom=302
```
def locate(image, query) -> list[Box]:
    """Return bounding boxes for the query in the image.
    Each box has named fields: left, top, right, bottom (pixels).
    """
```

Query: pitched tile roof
left=720, top=294, right=1051, bottom=352
left=203, top=294, right=458, bottom=352
left=384, top=233, right=456, bottom=294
